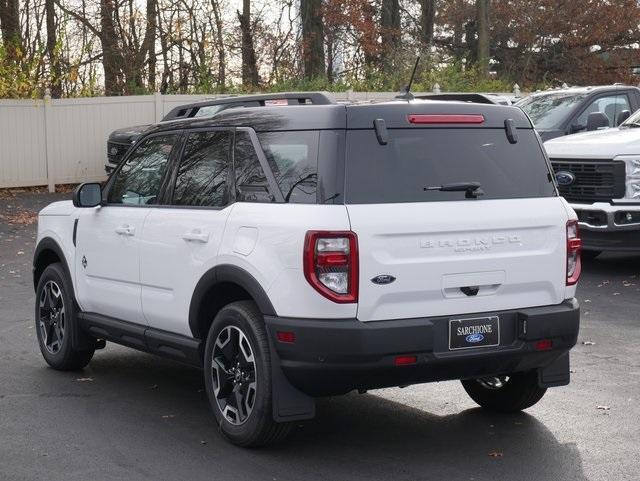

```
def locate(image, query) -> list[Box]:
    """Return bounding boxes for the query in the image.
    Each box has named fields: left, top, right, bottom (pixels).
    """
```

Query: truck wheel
left=35, top=263, right=94, bottom=370
left=461, top=371, right=546, bottom=412
left=581, top=250, right=601, bottom=261
left=204, top=301, right=292, bottom=447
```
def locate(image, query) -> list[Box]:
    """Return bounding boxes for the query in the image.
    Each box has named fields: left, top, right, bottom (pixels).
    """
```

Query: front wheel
left=461, top=371, right=546, bottom=412
left=203, top=301, right=291, bottom=447
left=35, top=263, right=94, bottom=370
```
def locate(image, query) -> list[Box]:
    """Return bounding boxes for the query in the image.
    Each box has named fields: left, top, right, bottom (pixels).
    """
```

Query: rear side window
left=257, top=131, right=319, bottom=203
left=345, top=128, right=555, bottom=204
left=173, top=131, right=231, bottom=207
left=233, top=132, right=272, bottom=203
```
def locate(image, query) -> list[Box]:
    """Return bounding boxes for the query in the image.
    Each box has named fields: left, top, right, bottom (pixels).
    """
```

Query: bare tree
left=380, top=0, right=400, bottom=74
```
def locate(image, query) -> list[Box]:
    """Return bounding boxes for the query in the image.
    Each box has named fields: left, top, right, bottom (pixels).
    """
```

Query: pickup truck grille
left=550, top=159, right=626, bottom=202
left=107, top=141, right=132, bottom=164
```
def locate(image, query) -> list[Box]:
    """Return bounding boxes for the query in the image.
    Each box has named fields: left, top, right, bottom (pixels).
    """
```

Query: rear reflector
left=407, top=114, right=485, bottom=125
left=534, top=339, right=553, bottom=351
left=394, top=355, right=417, bottom=366
left=276, top=331, right=296, bottom=343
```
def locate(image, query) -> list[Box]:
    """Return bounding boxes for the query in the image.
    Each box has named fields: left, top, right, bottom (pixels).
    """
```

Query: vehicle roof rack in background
left=416, top=93, right=498, bottom=105
left=165, top=92, right=335, bottom=121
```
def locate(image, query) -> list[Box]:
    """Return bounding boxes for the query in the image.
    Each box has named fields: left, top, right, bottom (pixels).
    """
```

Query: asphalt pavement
left=1, top=191, right=638, bottom=481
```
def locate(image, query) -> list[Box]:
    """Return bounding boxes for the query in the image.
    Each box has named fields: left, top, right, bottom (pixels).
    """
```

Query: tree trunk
left=145, top=0, right=157, bottom=91
left=300, top=0, right=325, bottom=80
left=211, top=0, right=226, bottom=88
left=100, top=0, right=120, bottom=95
left=45, top=0, right=62, bottom=97
left=476, top=0, right=490, bottom=77
left=237, top=0, right=259, bottom=88
left=419, top=0, right=436, bottom=47
left=380, top=0, right=400, bottom=74
left=0, top=0, right=23, bottom=62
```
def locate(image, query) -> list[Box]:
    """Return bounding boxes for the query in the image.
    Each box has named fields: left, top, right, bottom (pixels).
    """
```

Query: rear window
left=345, top=128, right=555, bottom=204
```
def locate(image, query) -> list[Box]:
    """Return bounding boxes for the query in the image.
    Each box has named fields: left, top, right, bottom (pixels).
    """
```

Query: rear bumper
left=265, top=299, right=579, bottom=396
left=571, top=202, right=640, bottom=251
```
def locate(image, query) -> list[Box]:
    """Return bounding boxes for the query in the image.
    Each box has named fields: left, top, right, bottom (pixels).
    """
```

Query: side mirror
left=616, top=110, right=631, bottom=126
left=586, top=111, right=610, bottom=131
left=73, top=182, right=103, bottom=208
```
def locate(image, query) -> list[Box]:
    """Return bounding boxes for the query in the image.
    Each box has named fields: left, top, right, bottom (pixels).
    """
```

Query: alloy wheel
left=211, top=326, right=257, bottom=426
left=38, top=280, right=66, bottom=354
left=476, top=376, right=510, bottom=390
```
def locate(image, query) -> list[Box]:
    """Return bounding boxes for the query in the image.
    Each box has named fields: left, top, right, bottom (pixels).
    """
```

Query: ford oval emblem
left=555, top=171, right=576, bottom=186
left=371, top=275, right=396, bottom=285
left=466, top=333, right=484, bottom=343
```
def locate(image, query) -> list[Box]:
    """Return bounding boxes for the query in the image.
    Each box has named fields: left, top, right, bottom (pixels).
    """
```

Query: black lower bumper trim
left=265, top=299, right=579, bottom=396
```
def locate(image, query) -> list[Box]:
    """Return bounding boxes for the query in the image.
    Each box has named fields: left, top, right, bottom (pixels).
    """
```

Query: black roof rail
left=164, top=92, right=335, bottom=121
left=415, top=93, right=498, bottom=105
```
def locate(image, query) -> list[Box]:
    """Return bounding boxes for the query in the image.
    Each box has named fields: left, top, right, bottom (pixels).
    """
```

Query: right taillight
left=303, top=231, right=358, bottom=303
left=566, top=220, right=582, bottom=286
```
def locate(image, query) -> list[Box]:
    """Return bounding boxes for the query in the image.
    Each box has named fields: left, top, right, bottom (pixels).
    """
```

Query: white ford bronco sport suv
left=545, top=107, right=640, bottom=256
left=33, top=92, right=581, bottom=447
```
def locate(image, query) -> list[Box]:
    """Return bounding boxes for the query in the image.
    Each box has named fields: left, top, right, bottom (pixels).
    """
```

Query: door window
left=108, top=134, right=178, bottom=205
left=172, top=131, right=232, bottom=207
left=576, top=94, right=631, bottom=127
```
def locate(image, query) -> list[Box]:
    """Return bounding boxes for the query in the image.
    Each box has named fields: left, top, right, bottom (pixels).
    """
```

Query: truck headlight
left=615, top=156, right=640, bottom=200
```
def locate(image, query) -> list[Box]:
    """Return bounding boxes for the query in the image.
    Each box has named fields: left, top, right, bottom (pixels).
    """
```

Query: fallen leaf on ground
left=488, top=451, right=503, bottom=458
left=582, top=341, right=596, bottom=346
left=596, top=405, right=610, bottom=411
left=584, top=299, right=591, bottom=303
left=161, top=414, right=175, bottom=419
left=75, top=377, right=94, bottom=382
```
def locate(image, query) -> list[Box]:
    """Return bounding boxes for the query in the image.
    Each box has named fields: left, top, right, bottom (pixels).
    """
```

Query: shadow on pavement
left=29, top=349, right=588, bottom=481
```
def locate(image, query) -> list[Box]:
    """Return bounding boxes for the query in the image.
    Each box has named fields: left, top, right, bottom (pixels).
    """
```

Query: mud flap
left=267, top=337, right=316, bottom=422
left=538, top=352, right=570, bottom=388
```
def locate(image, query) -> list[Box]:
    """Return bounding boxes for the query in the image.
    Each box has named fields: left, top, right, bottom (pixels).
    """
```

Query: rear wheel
left=461, top=371, right=546, bottom=412
left=35, top=263, right=94, bottom=370
left=204, top=301, right=291, bottom=447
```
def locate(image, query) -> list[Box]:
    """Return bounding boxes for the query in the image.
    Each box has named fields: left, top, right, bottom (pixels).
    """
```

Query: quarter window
left=108, top=134, right=178, bottom=205
left=233, top=132, right=273, bottom=203
left=173, top=131, right=231, bottom=207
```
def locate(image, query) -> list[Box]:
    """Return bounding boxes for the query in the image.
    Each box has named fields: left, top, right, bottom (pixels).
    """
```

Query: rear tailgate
left=344, top=101, right=566, bottom=322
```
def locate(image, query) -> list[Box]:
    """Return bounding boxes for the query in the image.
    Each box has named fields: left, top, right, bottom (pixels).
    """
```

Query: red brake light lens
left=566, top=220, right=582, bottom=286
left=394, top=355, right=418, bottom=366
left=304, top=231, right=358, bottom=303
left=407, top=114, right=485, bottom=125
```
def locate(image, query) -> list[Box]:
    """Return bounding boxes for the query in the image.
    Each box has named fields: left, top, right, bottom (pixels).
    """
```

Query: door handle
left=182, top=230, right=209, bottom=243
left=115, top=225, right=135, bottom=236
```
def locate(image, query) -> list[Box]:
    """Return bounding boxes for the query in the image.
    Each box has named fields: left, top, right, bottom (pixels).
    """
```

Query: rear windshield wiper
left=424, top=182, right=484, bottom=199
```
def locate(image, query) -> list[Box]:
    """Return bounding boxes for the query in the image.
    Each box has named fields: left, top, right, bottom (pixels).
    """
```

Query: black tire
left=204, top=300, right=292, bottom=447
left=35, top=263, right=94, bottom=370
left=461, top=371, right=546, bottom=412
left=581, top=250, right=601, bottom=261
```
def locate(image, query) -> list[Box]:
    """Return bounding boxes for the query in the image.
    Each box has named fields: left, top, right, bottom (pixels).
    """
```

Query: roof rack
left=164, top=92, right=335, bottom=121
left=415, top=93, right=499, bottom=105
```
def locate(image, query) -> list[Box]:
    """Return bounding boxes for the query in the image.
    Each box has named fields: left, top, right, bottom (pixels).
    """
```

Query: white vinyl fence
left=0, top=89, right=520, bottom=191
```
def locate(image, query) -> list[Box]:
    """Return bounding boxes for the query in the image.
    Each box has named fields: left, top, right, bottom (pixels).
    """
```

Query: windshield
left=517, top=93, right=586, bottom=130
left=345, top=128, right=555, bottom=204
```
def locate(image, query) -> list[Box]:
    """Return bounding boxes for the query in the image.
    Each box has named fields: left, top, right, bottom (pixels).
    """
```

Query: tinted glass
left=575, top=94, right=631, bottom=128
left=234, top=132, right=273, bottom=203
left=173, top=131, right=231, bottom=207
left=517, top=93, right=586, bottom=129
left=257, top=131, right=318, bottom=203
left=345, top=128, right=555, bottom=204
left=108, top=134, right=177, bottom=205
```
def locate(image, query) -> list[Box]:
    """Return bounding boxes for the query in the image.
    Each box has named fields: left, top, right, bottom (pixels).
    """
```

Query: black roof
left=147, top=96, right=533, bottom=135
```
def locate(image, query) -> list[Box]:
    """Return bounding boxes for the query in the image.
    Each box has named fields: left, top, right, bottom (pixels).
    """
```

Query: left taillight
left=304, top=231, right=358, bottom=303
left=566, top=220, right=582, bottom=286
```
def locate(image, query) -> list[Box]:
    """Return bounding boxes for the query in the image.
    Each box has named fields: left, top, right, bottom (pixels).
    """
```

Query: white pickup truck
left=544, top=109, right=640, bottom=256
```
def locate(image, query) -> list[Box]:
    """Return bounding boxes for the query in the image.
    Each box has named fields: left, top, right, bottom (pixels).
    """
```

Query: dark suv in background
left=105, top=92, right=334, bottom=173
left=516, top=85, right=640, bottom=141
